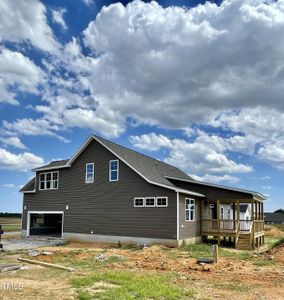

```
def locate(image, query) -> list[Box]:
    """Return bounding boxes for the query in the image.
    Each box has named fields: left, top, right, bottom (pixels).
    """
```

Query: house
left=264, top=213, right=284, bottom=224
left=20, top=135, right=266, bottom=250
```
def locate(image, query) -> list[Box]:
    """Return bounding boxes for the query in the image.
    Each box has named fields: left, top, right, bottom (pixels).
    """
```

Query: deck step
left=236, top=234, right=252, bottom=250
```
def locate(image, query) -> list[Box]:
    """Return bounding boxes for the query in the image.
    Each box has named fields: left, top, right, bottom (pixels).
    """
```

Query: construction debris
left=0, top=264, right=23, bottom=272
left=18, top=257, right=74, bottom=272
left=28, top=250, right=53, bottom=257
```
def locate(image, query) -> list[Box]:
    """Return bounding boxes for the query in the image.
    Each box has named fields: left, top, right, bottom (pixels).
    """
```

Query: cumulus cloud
left=2, top=119, right=69, bottom=143
left=51, top=7, right=67, bottom=30
left=191, top=174, right=240, bottom=184
left=0, top=136, right=27, bottom=149
left=130, top=132, right=252, bottom=175
left=0, top=48, right=44, bottom=105
left=0, top=148, right=44, bottom=171
left=130, top=133, right=173, bottom=151
left=3, top=183, right=16, bottom=188
left=81, top=0, right=284, bottom=129
left=0, top=0, right=59, bottom=52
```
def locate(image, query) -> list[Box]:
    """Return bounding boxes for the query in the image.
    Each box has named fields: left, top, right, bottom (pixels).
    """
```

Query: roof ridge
left=93, top=134, right=189, bottom=175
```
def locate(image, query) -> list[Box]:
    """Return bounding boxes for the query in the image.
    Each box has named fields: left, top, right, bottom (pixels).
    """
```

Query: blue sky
left=0, top=0, right=283, bottom=213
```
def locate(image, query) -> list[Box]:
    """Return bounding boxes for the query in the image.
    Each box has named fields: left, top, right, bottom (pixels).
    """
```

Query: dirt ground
left=0, top=229, right=284, bottom=300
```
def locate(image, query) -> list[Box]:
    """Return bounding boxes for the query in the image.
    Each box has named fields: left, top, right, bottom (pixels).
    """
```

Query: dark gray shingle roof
left=264, top=213, right=284, bottom=222
left=33, top=159, right=69, bottom=171
left=95, top=135, right=195, bottom=188
left=20, top=177, right=35, bottom=192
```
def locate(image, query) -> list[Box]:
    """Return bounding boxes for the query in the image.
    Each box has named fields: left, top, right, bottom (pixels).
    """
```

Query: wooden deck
left=201, top=199, right=265, bottom=250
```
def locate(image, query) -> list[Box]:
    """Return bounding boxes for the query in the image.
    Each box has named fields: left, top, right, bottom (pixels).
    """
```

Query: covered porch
left=201, top=199, right=265, bottom=250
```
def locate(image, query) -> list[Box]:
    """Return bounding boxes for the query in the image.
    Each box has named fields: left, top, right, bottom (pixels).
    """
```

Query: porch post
left=201, top=200, right=204, bottom=236
left=217, top=199, right=220, bottom=246
left=233, top=203, right=236, bottom=230
left=236, top=200, right=240, bottom=222
left=251, top=201, right=255, bottom=250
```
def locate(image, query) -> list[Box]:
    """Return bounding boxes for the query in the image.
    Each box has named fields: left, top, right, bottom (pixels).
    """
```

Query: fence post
left=0, top=225, right=3, bottom=250
left=213, top=244, right=218, bottom=263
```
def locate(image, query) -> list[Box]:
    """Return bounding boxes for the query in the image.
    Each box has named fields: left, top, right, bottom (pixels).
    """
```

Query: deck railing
left=202, top=219, right=264, bottom=234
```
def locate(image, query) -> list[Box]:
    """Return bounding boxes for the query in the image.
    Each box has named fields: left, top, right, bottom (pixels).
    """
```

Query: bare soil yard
left=0, top=226, right=284, bottom=300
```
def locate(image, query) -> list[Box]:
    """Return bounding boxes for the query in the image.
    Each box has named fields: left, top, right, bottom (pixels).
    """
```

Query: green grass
left=72, top=270, right=194, bottom=300
left=2, top=224, right=21, bottom=232
left=0, top=217, right=21, bottom=232
left=214, top=281, right=251, bottom=292
left=0, top=217, right=21, bottom=224
left=272, top=237, right=284, bottom=248
left=179, top=243, right=213, bottom=259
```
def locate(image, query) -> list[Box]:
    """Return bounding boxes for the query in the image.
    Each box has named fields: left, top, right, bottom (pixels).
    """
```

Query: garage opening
left=29, top=213, right=63, bottom=237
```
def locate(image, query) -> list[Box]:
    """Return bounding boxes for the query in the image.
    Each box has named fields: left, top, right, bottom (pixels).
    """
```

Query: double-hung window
left=39, top=171, right=59, bottom=190
left=109, top=160, right=119, bottom=181
left=185, top=198, right=195, bottom=221
left=85, top=163, right=94, bottom=183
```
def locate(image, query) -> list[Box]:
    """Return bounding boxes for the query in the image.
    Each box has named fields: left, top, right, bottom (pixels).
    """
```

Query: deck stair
left=236, top=233, right=252, bottom=250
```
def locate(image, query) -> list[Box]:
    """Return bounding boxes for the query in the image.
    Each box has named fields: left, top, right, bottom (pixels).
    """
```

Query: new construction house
left=20, top=135, right=266, bottom=250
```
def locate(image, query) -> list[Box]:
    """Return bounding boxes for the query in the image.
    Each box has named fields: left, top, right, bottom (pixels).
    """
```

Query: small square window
left=134, top=198, right=144, bottom=207
left=156, top=197, right=168, bottom=207
left=145, top=197, right=155, bottom=207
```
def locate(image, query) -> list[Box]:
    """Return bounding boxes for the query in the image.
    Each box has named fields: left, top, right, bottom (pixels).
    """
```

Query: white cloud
left=191, top=174, right=239, bottom=184
left=0, top=48, right=44, bottom=105
left=80, top=0, right=284, bottom=130
left=0, top=136, right=27, bottom=149
left=51, top=7, right=67, bottom=30
left=130, top=133, right=172, bottom=151
left=0, top=0, right=59, bottom=52
left=2, top=118, right=69, bottom=143
left=0, top=148, right=44, bottom=171
left=83, top=0, right=94, bottom=6
left=257, top=140, right=284, bottom=170
left=130, top=132, right=252, bottom=175
left=3, top=183, right=16, bottom=188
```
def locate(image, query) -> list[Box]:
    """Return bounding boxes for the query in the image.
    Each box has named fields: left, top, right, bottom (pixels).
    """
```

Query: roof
left=20, top=177, right=36, bottom=193
left=165, top=176, right=267, bottom=200
left=33, top=159, right=69, bottom=171
left=264, top=213, right=284, bottom=222
left=31, top=135, right=203, bottom=197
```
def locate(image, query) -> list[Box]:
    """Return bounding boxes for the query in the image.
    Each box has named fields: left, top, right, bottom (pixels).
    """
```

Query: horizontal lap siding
left=171, top=180, right=253, bottom=200
left=179, top=194, right=201, bottom=239
left=22, top=140, right=177, bottom=240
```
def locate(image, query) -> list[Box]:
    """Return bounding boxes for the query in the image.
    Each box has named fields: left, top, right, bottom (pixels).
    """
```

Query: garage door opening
left=28, top=212, right=63, bottom=238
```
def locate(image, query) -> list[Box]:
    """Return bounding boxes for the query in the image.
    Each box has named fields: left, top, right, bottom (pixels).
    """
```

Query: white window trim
left=27, top=211, right=64, bottom=238
left=39, top=171, right=59, bottom=190
left=145, top=197, right=156, bottom=207
left=134, top=197, right=144, bottom=207
left=85, top=163, right=95, bottom=183
left=156, top=197, right=168, bottom=207
left=109, top=159, right=119, bottom=182
left=185, top=198, right=195, bottom=222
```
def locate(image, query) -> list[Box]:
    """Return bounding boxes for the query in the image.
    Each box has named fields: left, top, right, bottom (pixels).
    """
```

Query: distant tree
left=0, top=213, right=22, bottom=218
left=274, top=209, right=284, bottom=214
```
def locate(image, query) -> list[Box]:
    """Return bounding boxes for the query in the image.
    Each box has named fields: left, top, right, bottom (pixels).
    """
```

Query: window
left=156, top=197, right=168, bottom=207
left=185, top=198, right=195, bottom=221
left=145, top=197, right=155, bottom=207
left=221, top=207, right=224, bottom=220
left=39, top=171, right=59, bottom=190
left=134, top=198, right=144, bottom=207
left=109, top=160, right=119, bottom=181
left=85, top=163, right=94, bottom=183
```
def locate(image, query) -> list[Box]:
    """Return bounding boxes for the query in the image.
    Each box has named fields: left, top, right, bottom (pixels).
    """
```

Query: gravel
left=1, top=238, right=65, bottom=251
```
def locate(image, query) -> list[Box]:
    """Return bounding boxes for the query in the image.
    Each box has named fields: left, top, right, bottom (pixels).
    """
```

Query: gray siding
left=170, top=179, right=253, bottom=201
left=22, top=140, right=177, bottom=240
left=179, top=194, right=201, bottom=239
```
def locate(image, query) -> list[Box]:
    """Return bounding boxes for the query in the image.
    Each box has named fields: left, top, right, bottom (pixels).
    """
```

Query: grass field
left=0, top=217, right=21, bottom=232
